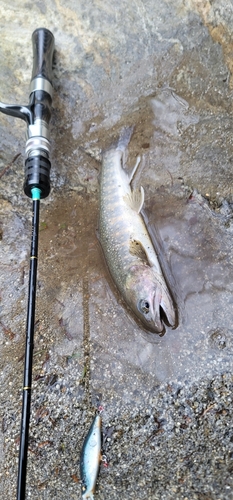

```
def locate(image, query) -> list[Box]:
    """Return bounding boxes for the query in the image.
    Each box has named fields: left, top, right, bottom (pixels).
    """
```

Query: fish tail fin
left=117, top=126, right=134, bottom=153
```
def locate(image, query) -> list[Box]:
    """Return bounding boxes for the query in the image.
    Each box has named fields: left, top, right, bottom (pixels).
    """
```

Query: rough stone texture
left=0, top=1, right=233, bottom=499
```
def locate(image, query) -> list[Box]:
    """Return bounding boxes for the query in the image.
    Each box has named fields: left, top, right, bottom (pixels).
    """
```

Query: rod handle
left=31, top=28, right=54, bottom=84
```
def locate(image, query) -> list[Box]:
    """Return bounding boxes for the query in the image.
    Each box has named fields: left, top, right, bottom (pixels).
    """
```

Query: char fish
left=80, top=414, right=102, bottom=499
left=99, top=128, right=176, bottom=333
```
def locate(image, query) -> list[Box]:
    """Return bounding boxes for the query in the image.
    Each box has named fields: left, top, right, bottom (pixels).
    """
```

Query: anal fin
left=128, top=155, right=141, bottom=183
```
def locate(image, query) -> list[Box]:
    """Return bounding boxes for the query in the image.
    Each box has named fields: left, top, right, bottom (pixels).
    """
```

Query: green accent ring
left=31, top=187, right=41, bottom=200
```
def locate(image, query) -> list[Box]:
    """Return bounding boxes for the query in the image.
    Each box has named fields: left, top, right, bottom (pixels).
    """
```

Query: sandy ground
left=0, top=1, right=233, bottom=498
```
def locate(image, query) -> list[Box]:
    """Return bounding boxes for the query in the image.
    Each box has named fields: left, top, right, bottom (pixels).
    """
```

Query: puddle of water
left=151, top=88, right=199, bottom=136
left=24, top=181, right=232, bottom=406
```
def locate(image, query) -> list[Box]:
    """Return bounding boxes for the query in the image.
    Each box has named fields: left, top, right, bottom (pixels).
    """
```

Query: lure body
left=80, top=414, right=102, bottom=499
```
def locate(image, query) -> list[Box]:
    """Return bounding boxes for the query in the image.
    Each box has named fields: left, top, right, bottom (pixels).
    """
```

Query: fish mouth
left=137, top=291, right=175, bottom=334
left=151, top=291, right=166, bottom=333
left=151, top=286, right=176, bottom=333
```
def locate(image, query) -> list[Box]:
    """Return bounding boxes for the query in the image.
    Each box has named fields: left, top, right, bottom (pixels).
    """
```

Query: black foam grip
left=31, top=28, right=54, bottom=83
left=24, top=156, right=51, bottom=199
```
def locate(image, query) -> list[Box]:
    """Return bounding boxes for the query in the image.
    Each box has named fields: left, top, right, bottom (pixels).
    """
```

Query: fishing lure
left=80, top=414, right=102, bottom=499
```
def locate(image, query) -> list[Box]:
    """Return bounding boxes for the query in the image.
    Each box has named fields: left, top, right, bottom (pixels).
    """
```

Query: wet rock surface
left=0, top=0, right=233, bottom=498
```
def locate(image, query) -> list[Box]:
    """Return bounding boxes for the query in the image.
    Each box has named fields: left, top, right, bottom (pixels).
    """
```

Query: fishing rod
left=0, top=28, right=55, bottom=499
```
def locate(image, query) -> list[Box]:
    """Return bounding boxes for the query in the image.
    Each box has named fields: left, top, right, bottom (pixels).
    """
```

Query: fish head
left=125, top=264, right=176, bottom=333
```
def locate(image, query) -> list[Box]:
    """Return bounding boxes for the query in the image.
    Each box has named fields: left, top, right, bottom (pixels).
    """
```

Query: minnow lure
left=80, top=414, right=102, bottom=499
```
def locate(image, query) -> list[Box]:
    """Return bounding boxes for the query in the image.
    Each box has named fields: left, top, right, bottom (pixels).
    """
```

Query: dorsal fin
left=123, top=186, right=144, bottom=213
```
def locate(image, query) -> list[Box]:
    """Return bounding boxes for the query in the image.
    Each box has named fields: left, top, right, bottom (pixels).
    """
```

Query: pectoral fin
left=129, top=237, right=163, bottom=271
left=124, top=186, right=144, bottom=214
left=129, top=238, right=150, bottom=264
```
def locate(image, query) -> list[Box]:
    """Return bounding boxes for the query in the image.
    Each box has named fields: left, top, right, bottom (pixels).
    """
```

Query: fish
left=80, top=414, right=102, bottom=499
left=98, top=128, right=176, bottom=333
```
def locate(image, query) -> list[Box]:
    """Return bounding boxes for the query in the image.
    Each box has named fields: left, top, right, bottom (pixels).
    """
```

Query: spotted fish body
left=99, top=130, right=176, bottom=333
left=80, top=414, right=101, bottom=499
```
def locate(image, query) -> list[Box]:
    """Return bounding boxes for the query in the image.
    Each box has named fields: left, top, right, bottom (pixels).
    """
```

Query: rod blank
left=17, top=194, right=40, bottom=500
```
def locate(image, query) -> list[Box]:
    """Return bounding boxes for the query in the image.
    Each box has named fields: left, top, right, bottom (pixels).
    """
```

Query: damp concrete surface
left=0, top=1, right=233, bottom=499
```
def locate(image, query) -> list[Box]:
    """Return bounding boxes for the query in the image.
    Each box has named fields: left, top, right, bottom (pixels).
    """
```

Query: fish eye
left=138, top=299, right=150, bottom=314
